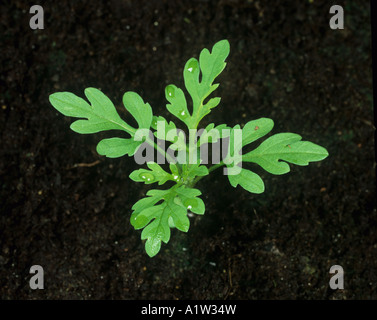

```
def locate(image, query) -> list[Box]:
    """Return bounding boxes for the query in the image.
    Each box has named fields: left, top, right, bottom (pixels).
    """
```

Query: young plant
left=49, top=40, right=329, bottom=257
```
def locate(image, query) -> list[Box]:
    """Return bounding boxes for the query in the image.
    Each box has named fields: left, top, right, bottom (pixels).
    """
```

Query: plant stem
left=145, top=137, right=176, bottom=167
left=191, top=161, right=225, bottom=187
left=208, top=162, right=225, bottom=173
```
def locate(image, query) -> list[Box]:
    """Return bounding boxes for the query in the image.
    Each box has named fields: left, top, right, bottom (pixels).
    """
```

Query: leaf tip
left=214, top=39, right=230, bottom=56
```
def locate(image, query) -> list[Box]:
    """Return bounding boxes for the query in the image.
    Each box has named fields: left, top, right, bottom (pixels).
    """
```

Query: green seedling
left=49, top=40, right=329, bottom=257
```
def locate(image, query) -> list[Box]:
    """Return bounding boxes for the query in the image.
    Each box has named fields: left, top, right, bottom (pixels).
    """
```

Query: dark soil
left=0, top=0, right=375, bottom=299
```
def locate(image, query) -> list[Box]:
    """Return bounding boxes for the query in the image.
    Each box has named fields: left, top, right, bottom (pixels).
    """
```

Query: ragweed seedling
left=49, top=40, right=329, bottom=257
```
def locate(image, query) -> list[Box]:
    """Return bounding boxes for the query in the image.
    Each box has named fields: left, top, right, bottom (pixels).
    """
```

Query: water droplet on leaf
left=184, top=199, right=198, bottom=210
left=179, top=110, right=188, bottom=119
left=166, top=85, right=175, bottom=98
left=187, top=60, right=198, bottom=73
left=139, top=172, right=155, bottom=182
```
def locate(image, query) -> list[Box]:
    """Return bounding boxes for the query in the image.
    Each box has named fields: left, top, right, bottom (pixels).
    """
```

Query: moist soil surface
left=0, top=0, right=375, bottom=299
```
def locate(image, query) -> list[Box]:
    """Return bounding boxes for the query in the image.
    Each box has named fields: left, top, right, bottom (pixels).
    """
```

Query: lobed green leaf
left=131, top=184, right=206, bottom=257
left=49, top=88, right=155, bottom=160
left=141, top=210, right=171, bottom=257
left=165, top=85, right=192, bottom=128
left=49, top=88, right=134, bottom=134
left=174, top=186, right=206, bottom=215
left=243, top=133, right=329, bottom=175
left=129, top=162, right=176, bottom=185
left=166, top=40, right=230, bottom=129
left=122, top=91, right=153, bottom=130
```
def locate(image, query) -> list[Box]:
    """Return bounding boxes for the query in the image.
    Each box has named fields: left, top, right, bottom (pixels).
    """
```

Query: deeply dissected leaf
left=139, top=205, right=171, bottom=257
left=138, top=196, right=189, bottom=257
left=131, top=185, right=205, bottom=257
left=131, top=189, right=170, bottom=218
left=131, top=188, right=172, bottom=231
left=49, top=88, right=154, bottom=158
left=129, top=162, right=176, bottom=185
left=165, top=40, right=230, bottom=129
left=243, top=133, right=329, bottom=175
left=184, top=40, right=230, bottom=128
left=49, top=88, right=135, bottom=134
